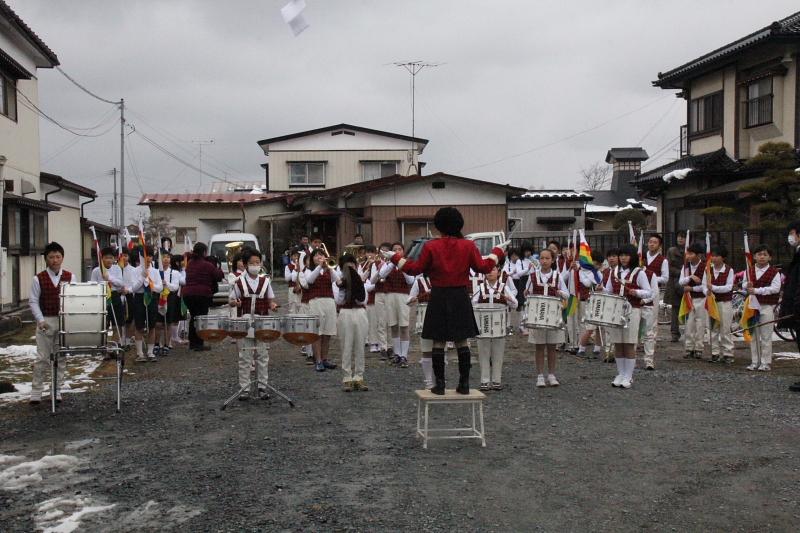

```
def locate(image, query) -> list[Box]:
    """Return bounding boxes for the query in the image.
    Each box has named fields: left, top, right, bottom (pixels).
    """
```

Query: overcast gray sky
left=12, top=0, right=800, bottom=225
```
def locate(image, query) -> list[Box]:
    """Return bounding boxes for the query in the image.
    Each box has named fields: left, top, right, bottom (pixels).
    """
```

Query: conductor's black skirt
left=421, top=286, right=479, bottom=342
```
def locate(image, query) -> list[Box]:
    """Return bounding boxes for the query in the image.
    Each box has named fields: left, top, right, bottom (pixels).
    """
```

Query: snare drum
left=194, top=315, right=228, bottom=342
left=415, top=303, right=428, bottom=335
left=473, top=303, right=507, bottom=338
left=584, top=293, right=631, bottom=328
left=253, top=315, right=282, bottom=342
left=59, top=282, right=108, bottom=349
left=524, top=295, right=564, bottom=330
left=225, top=317, right=250, bottom=339
left=281, top=314, right=320, bottom=346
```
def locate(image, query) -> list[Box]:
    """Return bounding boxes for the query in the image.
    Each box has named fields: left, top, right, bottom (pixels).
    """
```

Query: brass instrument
left=225, top=241, right=244, bottom=273
left=319, top=243, right=338, bottom=268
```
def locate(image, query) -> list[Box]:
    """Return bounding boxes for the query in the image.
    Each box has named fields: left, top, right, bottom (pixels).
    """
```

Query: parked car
left=208, top=232, right=260, bottom=305
left=465, top=231, right=506, bottom=255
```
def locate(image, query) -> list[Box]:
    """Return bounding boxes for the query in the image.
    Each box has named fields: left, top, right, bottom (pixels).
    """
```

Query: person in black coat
left=780, top=221, right=800, bottom=392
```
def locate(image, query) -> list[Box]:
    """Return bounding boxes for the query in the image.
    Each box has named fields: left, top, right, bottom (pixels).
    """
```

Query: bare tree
left=580, top=161, right=612, bottom=191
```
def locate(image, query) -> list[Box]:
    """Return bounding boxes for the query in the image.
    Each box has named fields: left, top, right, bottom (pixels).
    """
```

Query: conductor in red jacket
left=386, top=207, right=506, bottom=395
left=182, top=242, right=224, bottom=351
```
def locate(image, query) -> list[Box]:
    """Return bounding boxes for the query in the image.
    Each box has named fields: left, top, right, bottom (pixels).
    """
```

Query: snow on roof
left=662, top=168, right=693, bottom=183
left=586, top=202, right=657, bottom=213
left=517, top=190, right=593, bottom=200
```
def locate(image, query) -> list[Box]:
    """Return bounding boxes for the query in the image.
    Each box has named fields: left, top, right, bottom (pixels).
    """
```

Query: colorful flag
left=637, top=229, right=645, bottom=266
left=90, top=226, right=113, bottom=301
left=704, top=232, right=721, bottom=328
left=740, top=231, right=760, bottom=342
left=577, top=229, right=601, bottom=283
left=677, top=229, right=693, bottom=324
left=138, top=216, right=154, bottom=306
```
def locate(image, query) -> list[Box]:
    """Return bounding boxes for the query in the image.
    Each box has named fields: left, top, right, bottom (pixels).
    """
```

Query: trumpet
left=319, top=243, right=338, bottom=268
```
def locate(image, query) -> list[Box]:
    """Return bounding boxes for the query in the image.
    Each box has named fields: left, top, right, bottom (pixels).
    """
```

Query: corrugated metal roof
left=138, top=192, right=289, bottom=205
left=257, top=123, right=429, bottom=148
left=513, top=190, right=594, bottom=201
left=654, top=10, right=800, bottom=89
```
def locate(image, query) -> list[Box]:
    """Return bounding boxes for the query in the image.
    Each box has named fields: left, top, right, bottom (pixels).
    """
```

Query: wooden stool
left=415, top=389, right=486, bottom=449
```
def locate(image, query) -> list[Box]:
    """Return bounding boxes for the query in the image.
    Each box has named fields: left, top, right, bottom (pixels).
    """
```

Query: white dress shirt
left=603, top=267, right=652, bottom=300
left=702, top=264, right=734, bottom=295
left=646, top=251, right=670, bottom=287
left=30, top=268, right=70, bottom=323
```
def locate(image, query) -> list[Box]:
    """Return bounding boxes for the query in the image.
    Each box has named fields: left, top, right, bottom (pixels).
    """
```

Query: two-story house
left=633, top=10, right=800, bottom=234
left=0, top=0, right=60, bottom=309
left=257, top=123, right=428, bottom=192
left=141, top=123, right=523, bottom=271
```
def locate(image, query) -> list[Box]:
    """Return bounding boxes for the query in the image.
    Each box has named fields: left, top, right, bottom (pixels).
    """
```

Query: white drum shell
left=59, top=282, right=107, bottom=349
left=584, top=294, right=631, bottom=328
left=524, top=296, right=564, bottom=330
left=473, top=303, right=507, bottom=338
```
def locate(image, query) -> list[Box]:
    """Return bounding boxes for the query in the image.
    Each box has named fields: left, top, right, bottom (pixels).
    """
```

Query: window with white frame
left=288, top=162, right=325, bottom=186
left=0, top=65, right=18, bottom=121
left=361, top=161, right=398, bottom=181
left=745, top=77, right=773, bottom=128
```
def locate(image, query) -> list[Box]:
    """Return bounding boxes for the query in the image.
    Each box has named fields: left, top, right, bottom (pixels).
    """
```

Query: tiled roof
left=257, top=123, right=429, bottom=148
left=512, top=190, right=594, bottom=201
left=138, top=192, right=289, bottom=205
left=315, top=172, right=525, bottom=197
left=632, top=149, right=739, bottom=187
left=40, top=172, right=96, bottom=197
left=605, top=147, right=649, bottom=163
left=0, top=0, right=59, bottom=66
left=655, top=10, right=800, bottom=89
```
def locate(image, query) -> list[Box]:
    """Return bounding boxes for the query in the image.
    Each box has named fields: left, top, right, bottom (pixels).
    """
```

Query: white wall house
left=257, top=123, right=428, bottom=192
left=0, top=1, right=60, bottom=309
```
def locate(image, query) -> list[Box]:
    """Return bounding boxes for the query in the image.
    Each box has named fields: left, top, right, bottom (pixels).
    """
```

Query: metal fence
left=511, top=230, right=790, bottom=271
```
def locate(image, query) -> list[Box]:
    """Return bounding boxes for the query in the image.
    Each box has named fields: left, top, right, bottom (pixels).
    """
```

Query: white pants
left=641, top=305, right=656, bottom=364
left=237, top=335, right=269, bottom=389
left=287, top=289, right=301, bottom=314
left=566, top=301, right=586, bottom=346
left=31, top=316, right=65, bottom=400
left=684, top=297, right=707, bottom=351
left=477, top=337, right=505, bottom=384
left=646, top=287, right=662, bottom=344
left=367, top=303, right=379, bottom=345
left=374, top=292, right=388, bottom=350
left=750, top=304, right=774, bottom=366
left=710, top=300, right=734, bottom=358
left=338, top=308, right=368, bottom=382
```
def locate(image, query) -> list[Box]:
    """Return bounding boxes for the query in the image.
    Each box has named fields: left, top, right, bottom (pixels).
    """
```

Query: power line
left=456, top=94, right=673, bottom=173
left=16, top=91, right=119, bottom=137
left=55, top=66, right=120, bottom=105
left=132, top=130, right=238, bottom=186
left=636, top=98, right=679, bottom=146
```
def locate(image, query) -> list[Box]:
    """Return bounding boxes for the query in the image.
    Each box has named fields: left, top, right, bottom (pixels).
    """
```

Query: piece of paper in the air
left=282, top=0, right=310, bottom=36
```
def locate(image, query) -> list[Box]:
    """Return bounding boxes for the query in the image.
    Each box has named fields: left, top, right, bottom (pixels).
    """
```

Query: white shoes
left=746, top=363, right=758, bottom=371
left=758, top=364, right=771, bottom=371
left=612, top=375, right=624, bottom=387
left=536, top=375, right=546, bottom=388
left=135, top=355, right=147, bottom=362
left=547, top=374, right=560, bottom=387
left=619, top=378, right=632, bottom=389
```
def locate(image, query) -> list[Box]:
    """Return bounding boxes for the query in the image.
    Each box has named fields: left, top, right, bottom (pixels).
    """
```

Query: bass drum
left=59, top=282, right=108, bottom=350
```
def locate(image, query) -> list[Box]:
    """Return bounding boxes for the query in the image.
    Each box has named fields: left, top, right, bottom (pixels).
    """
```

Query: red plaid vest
left=686, top=261, right=706, bottom=299
left=610, top=267, right=643, bottom=308
left=711, top=265, right=733, bottom=302
left=235, top=276, right=272, bottom=316
left=645, top=254, right=666, bottom=279
left=301, top=269, right=334, bottom=303
left=384, top=268, right=410, bottom=294
left=477, top=280, right=508, bottom=304
left=528, top=270, right=559, bottom=296
left=37, top=270, right=72, bottom=317
left=753, top=266, right=780, bottom=305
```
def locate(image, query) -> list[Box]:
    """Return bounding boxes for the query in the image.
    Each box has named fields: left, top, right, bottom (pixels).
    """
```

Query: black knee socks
left=431, top=347, right=445, bottom=395
left=456, top=346, right=471, bottom=394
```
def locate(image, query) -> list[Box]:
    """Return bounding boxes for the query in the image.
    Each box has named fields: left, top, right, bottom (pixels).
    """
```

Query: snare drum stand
left=221, top=308, right=295, bottom=410
left=51, top=344, right=124, bottom=414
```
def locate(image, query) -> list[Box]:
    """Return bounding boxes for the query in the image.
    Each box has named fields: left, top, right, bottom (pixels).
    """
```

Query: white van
left=208, top=232, right=260, bottom=304
left=465, top=231, right=506, bottom=256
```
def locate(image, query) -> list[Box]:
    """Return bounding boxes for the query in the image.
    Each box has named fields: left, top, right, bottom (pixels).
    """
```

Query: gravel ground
left=2, top=283, right=800, bottom=532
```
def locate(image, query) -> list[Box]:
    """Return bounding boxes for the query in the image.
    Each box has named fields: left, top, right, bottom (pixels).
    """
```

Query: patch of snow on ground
left=0, top=454, right=80, bottom=491
left=34, top=496, right=115, bottom=533
left=0, top=345, right=104, bottom=405
left=774, top=352, right=800, bottom=360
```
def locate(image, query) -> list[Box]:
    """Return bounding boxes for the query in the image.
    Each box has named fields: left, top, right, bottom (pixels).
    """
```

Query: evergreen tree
left=738, top=141, right=800, bottom=231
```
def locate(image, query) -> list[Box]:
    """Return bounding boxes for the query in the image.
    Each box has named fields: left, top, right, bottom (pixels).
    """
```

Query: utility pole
left=192, top=140, right=214, bottom=191
left=0, top=155, right=6, bottom=309
left=393, top=61, right=441, bottom=175
left=120, top=98, right=125, bottom=229
left=112, top=167, right=117, bottom=227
